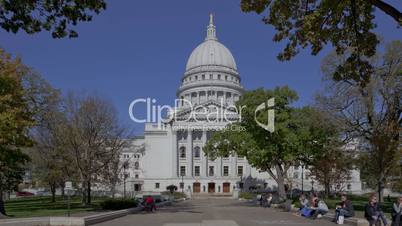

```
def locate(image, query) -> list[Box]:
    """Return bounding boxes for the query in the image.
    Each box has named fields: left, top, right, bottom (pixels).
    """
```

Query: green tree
left=0, top=49, right=32, bottom=215
left=0, top=0, right=106, bottom=38
left=205, top=87, right=309, bottom=199
left=240, top=0, right=401, bottom=86
left=29, top=81, right=76, bottom=202
left=318, top=40, right=401, bottom=201
left=294, top=107, right=354, bottom=196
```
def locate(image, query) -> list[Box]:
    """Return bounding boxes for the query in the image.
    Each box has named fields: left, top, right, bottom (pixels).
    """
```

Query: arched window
left=134, top=162, right=139, bottom=170
left=194, top=146, right=200, bottom=158
left=180, top=147, right=186, bottom=159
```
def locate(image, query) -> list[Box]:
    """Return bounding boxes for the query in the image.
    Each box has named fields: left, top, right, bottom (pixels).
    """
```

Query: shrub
left=100, top=198, right=138, bottom=210
left=161, top=191, right=187, bottom=200
left=239, top=192, right=254, bottom=200
left=166, top=185, right=178, bottom=193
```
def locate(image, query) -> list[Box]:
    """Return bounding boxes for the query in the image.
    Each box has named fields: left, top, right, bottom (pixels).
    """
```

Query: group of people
left=299, top=193, right=329, bottom=219
left=298, top=193, right=402, bottom=226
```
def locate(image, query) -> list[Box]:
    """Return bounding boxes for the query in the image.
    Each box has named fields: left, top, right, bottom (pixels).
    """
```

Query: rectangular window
left=293, top=172, right=299, bottom=179
left=179, top=182, right=184, bottom=189
left=135, top=174, right=139, bottom=179
left=223, top=166, right=229, bottom=176
left=180, top=166, right=186, bottom=176
left=194, top=166, right=200, bottom=176
left=208, top=166, right=214, bottom=177
left=237, top=166, right=243, bottom=176
left=155, top=183, right=160, bottom=189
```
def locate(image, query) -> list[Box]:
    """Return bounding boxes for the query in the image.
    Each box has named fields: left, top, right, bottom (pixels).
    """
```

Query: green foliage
left=99, top=198, right=138, bottom=210
left=5, top=196, right=106, bottom=218
left=161, top=191, right=187, bottom=200
left=239, top=192, right=255, bottom=200
left=0, top=49, right=32, bottom=199
left=166, top=184, right=178, bottom=193
left=205, top=87, right=307, bottom=198
left=240, top=0, right=402, bottom=87
left=0, top=0, right=107, bottom=38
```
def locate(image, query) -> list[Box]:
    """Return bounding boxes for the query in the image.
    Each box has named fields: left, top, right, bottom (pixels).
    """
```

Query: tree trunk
left=111, top=182, right=116, bottom=199
left=50, top=182, right=56, bottom=203
left=275, top=164, right=287, bottom=200
left=60, top=182, right=65, bottom=199
left=81, top=182, right=87, bottom=204
left=86, top=180, right=91, bottom=205
left=325, top=182, right=330, bottom=198
left=378, top=174, right=385, bottom=203
left=0, top=189, right=6, bottom=216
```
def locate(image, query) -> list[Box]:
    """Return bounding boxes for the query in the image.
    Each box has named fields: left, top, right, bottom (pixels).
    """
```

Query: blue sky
left=1, top=0, right=401, bottom=135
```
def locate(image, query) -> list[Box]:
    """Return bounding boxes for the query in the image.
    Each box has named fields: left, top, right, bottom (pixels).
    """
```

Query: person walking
left=334, top=194, right=355, bottom=224
left=365, top=194, right=388, bottom=226
left=144, top=195, right=156, bottom=212
left=391, top=196, right=402, bottom=226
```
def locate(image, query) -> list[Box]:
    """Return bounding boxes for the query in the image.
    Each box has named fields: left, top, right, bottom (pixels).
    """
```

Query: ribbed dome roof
left=185, top=40, right=237, bottom=71
left=185, top=14, right=237, bottom=72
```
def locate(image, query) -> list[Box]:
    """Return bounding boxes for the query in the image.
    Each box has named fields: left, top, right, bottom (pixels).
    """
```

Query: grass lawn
left=4, top=196, right=107, bottom=218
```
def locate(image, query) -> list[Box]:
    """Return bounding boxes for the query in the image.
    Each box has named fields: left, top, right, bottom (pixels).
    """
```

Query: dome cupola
left=184, top=14, right=238, bottom=74
left=177, top=14, right=244, bottom=108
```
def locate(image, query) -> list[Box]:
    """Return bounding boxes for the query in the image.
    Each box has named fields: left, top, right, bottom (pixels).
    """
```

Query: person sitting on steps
left=391, top=196, right=402, bottom=226
left=334, top=194, right=355, bottom=224
left=364, top=193, right=388, bottom=226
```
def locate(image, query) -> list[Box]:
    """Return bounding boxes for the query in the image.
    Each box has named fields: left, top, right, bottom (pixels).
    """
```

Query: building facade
left=120, top=15, right=362, bottom=195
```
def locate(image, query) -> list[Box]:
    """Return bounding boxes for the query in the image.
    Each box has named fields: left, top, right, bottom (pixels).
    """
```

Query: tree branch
left=370, top=0, right=402, bottom=25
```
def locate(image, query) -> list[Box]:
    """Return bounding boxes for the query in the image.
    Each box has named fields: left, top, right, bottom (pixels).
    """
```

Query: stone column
left=187, top=130, right=193, bottom=177
left=231, top=155, right=237, bottom=177
left=197, top=92, right=200, bottom=105
left=201, top=130, right=207, bottom=177
left=172, top=130, right=178, bottom=177
left=217, top=157, right=222, bottom=178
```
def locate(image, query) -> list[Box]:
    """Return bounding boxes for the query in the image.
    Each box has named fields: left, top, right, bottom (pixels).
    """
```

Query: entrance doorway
left=193, top=182, right=200, bottom=193
left=223, top=182, right=230, bottom=193
left=208, top=182, right=215, bottom=193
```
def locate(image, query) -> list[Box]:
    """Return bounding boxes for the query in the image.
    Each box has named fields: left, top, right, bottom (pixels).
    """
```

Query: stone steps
left=192, top=193, right=233, bottom=199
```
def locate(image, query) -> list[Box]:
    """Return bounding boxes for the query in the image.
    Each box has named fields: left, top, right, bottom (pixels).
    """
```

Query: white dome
left=185, top=40, right=237, bottom=71
left=185, top=14, right=237, bottom=72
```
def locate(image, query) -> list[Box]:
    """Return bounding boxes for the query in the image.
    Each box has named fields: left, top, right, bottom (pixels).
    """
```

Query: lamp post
left=311, top=179, right=315, bottom=193
left=123, top=161, right=129, bottom=199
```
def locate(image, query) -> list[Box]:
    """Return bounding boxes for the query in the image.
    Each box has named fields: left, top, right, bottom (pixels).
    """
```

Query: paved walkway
left=95, top=199, right=337, bottom=226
